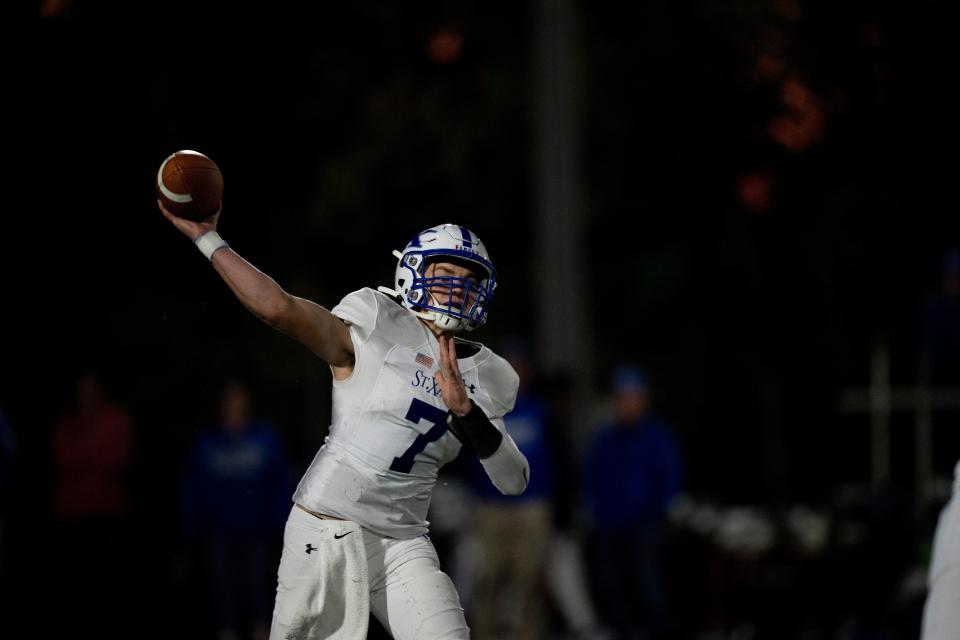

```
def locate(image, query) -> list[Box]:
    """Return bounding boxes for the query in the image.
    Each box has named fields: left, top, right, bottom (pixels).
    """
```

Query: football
left=156, top=150, right=223, bottom=221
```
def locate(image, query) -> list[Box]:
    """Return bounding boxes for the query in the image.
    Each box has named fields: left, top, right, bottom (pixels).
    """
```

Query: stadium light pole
left=534, top=0, right=595, bottom=435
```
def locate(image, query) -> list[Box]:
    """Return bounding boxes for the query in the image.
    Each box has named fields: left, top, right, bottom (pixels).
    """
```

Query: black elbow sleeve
left=447, top=401, right=503, bottom=459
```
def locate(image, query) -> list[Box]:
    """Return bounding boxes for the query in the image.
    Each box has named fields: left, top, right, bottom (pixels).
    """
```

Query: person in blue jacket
left=584, top=365, right=683, bottom=640
left=465, top=339, right=554, bottom=640
left=181, top=379, right=296, bottom=640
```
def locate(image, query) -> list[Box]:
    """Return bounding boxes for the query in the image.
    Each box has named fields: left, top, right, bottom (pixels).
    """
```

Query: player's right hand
left=158, top=199, right=221, bottom=241
left=435, top=333, right=472, bottom=417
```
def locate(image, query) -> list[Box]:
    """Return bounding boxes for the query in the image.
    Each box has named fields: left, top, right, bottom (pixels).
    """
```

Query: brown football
left=156, top=150, right=223, bottom=221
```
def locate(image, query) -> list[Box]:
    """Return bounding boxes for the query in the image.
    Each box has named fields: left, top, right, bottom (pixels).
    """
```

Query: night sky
left=2, top=1, right=960, bottom=634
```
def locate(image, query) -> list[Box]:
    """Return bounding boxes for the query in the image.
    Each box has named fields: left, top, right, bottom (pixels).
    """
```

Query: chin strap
left=376, top=285, right=403, bottom=302
left=424, top=291, right=470, bottom=333
left=431, top=311, right=465, bottom=333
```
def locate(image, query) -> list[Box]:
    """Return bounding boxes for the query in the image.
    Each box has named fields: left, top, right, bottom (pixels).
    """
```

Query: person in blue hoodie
left=584, top=366, right=683, bottom=640
left=181, top=380, right=296, bottom=640
left=465, top=339, right=554, bottom=640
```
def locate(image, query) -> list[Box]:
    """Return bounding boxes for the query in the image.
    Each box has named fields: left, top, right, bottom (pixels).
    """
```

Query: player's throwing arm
left=156, top=151, right=355, bottom=374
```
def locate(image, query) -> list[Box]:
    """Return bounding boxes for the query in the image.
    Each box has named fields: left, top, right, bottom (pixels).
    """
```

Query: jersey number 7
left=390, top=398, right=449, bottom=474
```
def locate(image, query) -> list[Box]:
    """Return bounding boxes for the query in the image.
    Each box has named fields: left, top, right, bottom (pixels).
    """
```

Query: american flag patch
left=415, top=352, right=434, bottom=368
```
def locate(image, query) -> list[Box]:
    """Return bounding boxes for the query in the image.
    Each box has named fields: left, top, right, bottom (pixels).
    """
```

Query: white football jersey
left=293, top=288, right=520, bottom=539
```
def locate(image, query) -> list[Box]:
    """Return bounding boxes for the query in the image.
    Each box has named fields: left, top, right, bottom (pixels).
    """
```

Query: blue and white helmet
left=379, top=224, right=497, bottom=333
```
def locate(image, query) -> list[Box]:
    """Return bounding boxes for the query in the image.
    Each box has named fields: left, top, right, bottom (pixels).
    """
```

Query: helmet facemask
left=380, top=225, right=497, bottom=334
left=411, top=257, right=492, bottom=332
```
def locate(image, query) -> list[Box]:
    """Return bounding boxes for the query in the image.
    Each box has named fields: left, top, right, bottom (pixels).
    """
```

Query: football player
left=159, top=200, right=529, bottom=640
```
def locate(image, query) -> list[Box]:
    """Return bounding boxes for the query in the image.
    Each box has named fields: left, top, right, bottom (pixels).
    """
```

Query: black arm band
left=447, top=400, right=503, bottom=459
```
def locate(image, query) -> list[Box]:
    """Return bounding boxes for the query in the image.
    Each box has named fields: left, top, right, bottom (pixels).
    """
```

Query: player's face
left=424, top=260, right=480, bottom=308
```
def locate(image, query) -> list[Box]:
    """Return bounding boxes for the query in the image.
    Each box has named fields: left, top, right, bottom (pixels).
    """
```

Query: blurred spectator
left=584, top=365, right=683, bottom=640
left=53, top=370, right=133, bottom=520
left=180, top=379, right=295, bottom=640
left=541, top=371, right=611, bottom=640
left=827, top=484, right=916, bottom=638
left=922, top=248, right=960, bottom=384
left=465, top=338, right=552, bottom=640
left=50, top=370, right=134, bottom=636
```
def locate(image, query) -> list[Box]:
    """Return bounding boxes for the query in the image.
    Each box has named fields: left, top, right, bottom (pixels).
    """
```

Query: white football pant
left=270, top=505, right=469, bottom=640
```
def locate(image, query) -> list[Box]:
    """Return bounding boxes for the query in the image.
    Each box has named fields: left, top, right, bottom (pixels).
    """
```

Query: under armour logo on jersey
left=415, top=352, right=434, bottom=368
left=467, top=383, right=476, bottom=394
left=305, top=544, right=318, bottom=554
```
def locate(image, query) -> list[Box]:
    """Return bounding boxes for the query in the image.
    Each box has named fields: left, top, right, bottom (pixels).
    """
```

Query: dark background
left=2, top=0, right=959, bottom=638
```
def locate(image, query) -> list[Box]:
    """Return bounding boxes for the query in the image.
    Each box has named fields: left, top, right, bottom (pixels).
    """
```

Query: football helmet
left=379, top=224, right=497, bottom=333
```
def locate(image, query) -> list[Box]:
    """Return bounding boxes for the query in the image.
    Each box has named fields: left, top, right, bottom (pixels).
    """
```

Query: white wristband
left=194, top=231, right=228, bottom=261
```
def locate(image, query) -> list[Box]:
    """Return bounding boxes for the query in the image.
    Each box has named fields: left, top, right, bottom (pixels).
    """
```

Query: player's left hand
left=435, top=334, right=471, bottom=417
